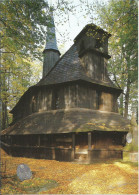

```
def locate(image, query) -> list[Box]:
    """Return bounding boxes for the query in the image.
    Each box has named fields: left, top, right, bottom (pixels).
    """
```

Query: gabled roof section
left=36, top=44, right=120, bottom=90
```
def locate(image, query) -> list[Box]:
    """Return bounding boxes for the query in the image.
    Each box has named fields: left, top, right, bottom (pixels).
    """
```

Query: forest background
left=0, top=0, right=138, bottom=130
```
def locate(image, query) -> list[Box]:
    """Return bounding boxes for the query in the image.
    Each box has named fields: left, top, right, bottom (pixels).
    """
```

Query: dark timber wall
left=80, top=52, right=107, bottom=81
left=12, top=83, right=119, bottom=124
left=1, top=131, right=126, bottom=162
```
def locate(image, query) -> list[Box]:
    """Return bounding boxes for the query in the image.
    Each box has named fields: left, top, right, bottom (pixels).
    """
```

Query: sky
left=47, top=0, right=109, bottom=54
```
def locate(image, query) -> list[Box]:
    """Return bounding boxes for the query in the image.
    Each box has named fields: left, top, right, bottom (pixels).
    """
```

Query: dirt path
left=1, top=149, right=138, bottom=194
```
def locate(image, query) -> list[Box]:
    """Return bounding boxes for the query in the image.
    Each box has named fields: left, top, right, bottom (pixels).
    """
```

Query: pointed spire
left=42, top=6, right=60, bottom=78
left=44, top=7, right=60, bottom=52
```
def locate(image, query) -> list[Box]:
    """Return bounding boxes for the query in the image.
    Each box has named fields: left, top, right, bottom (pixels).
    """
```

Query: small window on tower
left=95, top=38, right=102, bottom=49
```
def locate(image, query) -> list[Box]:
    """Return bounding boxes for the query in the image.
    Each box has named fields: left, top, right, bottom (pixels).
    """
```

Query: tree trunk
left=0, top=39, right=2, bottom=131
left=119, top=93, right=124, bottom=116
left=124, top=79, right=130, bottom=118
left=2, top=101, right=7, bottom=129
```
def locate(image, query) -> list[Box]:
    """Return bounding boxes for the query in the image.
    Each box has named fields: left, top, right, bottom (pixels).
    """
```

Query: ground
left=1, top=149, right=138, bottom=194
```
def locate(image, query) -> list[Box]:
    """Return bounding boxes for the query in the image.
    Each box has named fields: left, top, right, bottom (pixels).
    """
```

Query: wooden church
left=1, top=12, right=130, bottom=163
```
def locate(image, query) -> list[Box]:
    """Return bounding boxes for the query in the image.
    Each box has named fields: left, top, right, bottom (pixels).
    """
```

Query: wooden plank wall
left=91, top=131, right=126, bottom=150
left=5, top=134, right=73, bottom=149
left=1, top=131, right=125, bottom=161
left=77, top=85, right=96, bottom=109
left=80, top=53, right=105, bottom=81
left=99, top=92, right=113, bottom=112
left=13, top=83, right=118, bottom=123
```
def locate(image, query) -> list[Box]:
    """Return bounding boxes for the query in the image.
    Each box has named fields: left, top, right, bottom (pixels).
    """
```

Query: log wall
left=77, top=85, right=97, bottom=109
left=1, top=131, right=126, bottom=162
left=80, top=52, right=106, bottom=81
left=12, top=83, right=119, bottom=124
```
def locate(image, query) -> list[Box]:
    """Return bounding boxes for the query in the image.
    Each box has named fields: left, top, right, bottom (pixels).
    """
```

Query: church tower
left=43, top=8, right=60, bottom=78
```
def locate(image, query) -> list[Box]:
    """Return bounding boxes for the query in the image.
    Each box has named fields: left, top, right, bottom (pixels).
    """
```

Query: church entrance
left=74, top=132, right=88, bottom=161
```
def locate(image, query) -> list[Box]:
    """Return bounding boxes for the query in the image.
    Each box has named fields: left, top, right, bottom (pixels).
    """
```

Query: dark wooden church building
left=1, top=12, right=130, bottom=163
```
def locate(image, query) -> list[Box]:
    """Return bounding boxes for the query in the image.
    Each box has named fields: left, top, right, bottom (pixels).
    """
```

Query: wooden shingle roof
left=36, top=44, right=120, bottom=90
left=2, top=108, right=130, bottom=135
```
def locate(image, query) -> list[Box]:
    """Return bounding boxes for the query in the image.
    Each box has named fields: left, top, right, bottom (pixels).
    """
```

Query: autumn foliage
left=1, top=149, right=138, bottom=194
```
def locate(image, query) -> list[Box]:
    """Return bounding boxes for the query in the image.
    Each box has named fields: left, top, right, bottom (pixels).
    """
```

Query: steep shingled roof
left=36, top=44, right=120, bottom=90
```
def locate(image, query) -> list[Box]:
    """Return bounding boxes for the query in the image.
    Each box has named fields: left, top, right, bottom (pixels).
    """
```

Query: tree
left=0, top=0, right=89, bottom=130
left=0, top=0, right=53, bottom=129
left=96, top=0, right=138, bottom=118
